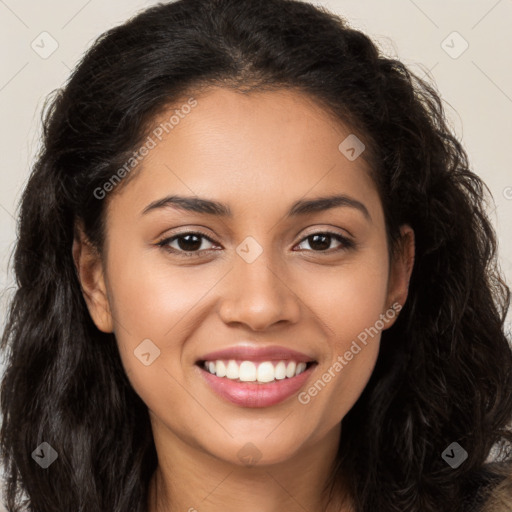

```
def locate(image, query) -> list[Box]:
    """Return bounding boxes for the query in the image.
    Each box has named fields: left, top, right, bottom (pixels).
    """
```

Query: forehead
left=107, top=87, right=381, bottom=222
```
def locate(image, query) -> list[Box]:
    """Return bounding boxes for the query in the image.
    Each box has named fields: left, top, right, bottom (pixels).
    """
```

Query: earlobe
left=384, top=225, right=415, bottom=327
left=72, top=222, right=114, bottom=333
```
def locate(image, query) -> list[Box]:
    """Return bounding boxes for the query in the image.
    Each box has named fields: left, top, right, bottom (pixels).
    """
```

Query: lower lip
left=198, top=364, right=315, bottom=408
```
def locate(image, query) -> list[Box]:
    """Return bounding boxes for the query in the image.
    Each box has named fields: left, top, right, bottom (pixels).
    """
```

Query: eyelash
left=156, top=230, right=355, bottom=258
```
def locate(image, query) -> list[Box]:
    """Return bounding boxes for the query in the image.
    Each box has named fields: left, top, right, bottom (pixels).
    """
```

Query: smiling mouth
left=196, top=359, right=317, bottom=384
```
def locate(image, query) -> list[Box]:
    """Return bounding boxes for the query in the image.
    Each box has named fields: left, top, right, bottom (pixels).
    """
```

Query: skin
left=73, top=87, right=415, bottom=512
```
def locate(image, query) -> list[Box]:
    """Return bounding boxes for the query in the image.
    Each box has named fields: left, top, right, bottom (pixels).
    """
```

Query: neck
left=147, top=421, right=354, bottom=512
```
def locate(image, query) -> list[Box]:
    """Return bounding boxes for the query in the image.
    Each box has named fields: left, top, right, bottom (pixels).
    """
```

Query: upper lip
left=197, top=345, right=316, bottom=363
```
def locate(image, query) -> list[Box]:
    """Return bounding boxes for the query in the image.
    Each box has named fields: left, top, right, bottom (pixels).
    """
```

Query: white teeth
left=285, top=361, right=296, bottom=378
left=226, top=360, right=239, bottom=379
left=216, top=360, right=227, bottom=378
left=202, top=359, right=311, bottom=383
left=239, top=361, right=257, bottom=382
left=257, top=362, right=275, bottom=383
left=274, top=361, right=287, bottom=380
left=296, top=362, right=307, bottom=375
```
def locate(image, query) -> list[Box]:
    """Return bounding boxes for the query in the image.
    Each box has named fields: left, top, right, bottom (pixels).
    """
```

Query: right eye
left=156, top=231, right=221, bottom=257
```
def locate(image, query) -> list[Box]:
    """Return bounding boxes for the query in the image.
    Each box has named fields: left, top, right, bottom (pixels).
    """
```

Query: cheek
left=106, top=237, right=220, bottom=337
left=301, top=248, right=390, bottom=346
left=295, top=251, right=389, bottom=424
left=104, top=241, right=213, bottom=381
left=106, top=249, right=210, bottom=432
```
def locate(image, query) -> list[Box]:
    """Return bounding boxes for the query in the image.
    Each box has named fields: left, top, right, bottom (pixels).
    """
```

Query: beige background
left=0, top=0, right=511, bottom=507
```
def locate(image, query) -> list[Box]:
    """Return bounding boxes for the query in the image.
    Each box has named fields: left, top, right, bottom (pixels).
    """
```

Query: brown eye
left=295, top=232, right=354, bottom=252
left=157, top=232, right=218, bottom=255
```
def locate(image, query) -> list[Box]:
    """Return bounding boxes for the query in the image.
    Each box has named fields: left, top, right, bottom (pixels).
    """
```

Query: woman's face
left=75, top=87, right=413, bottom=467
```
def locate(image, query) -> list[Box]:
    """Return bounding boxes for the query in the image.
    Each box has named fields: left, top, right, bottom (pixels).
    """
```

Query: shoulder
left=460, top=462, right=512, bottom=512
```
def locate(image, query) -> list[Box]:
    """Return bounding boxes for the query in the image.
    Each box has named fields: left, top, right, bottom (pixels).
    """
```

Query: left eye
left=294, top=232, right=353, bottom=252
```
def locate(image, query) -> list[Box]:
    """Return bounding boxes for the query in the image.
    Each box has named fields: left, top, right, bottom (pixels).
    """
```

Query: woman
left=1, top=0, right=511, bottom=511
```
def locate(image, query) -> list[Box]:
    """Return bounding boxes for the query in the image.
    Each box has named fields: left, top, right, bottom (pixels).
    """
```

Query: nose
left=217, top=248, right=301, bottom=331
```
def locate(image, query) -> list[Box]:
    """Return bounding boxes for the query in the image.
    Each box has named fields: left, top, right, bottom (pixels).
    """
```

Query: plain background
left=0, top=2, right=511, bottom=499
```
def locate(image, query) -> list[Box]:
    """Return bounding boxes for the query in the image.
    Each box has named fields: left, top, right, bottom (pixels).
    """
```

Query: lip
left=197, top=344, right=316, bottom=364
left=197, top=362, right=317, bottom=408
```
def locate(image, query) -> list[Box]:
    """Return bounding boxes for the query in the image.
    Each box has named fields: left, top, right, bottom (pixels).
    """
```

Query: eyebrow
left=141, top=194, right=371, bottom=221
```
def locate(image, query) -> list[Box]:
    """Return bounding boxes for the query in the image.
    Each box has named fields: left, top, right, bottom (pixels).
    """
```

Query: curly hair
left=1, top=0, right=511, bottom=511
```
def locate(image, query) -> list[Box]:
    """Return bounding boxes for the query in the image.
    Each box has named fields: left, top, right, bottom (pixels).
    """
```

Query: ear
left=383, top=224, right=415, bottom=329
left=72, top=221, right=114, bottom=333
